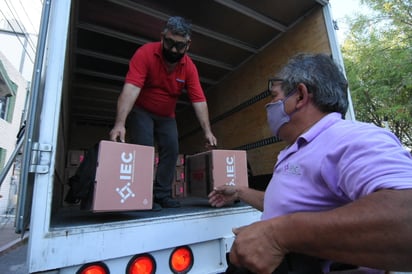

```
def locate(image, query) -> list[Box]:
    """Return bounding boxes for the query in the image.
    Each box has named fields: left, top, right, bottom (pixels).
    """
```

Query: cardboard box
left=154, top=153, right=159, bottom=166
left=172, top=181, right=187, bottom=198
left=92, top=140, right=154, bottom=212
left=67, top=150, right=84, bottom=167
left=154, top=153, right=185, bottom=167
left=176, top=154, right=185, bottom=166
left=186, top=150, right=248, bottom=198
left=175, top=166, right=185, bottom=182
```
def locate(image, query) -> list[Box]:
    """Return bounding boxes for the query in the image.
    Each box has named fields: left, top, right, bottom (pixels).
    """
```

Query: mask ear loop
left=283, top=89, right=300, bottom=116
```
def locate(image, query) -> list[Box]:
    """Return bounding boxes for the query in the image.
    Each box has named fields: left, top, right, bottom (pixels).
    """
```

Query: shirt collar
left=277, top=112, right=343, bottom=165
left=298, top=112, right=343, bottom=146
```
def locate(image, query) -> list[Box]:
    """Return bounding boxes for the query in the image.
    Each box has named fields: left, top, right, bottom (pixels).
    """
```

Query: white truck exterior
left=14, top=0, right=353, bottom=273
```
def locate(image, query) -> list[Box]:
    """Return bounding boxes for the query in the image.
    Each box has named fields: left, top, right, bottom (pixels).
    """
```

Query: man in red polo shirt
left=110, top=16, right=217, bottom=209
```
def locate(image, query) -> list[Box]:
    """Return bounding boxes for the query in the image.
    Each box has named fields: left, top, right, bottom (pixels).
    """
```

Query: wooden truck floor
left=50, top=197, right=254, bottom=229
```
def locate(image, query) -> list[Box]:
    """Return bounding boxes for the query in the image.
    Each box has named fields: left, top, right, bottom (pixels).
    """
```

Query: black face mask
left=162, top=46, right=185, bottom=63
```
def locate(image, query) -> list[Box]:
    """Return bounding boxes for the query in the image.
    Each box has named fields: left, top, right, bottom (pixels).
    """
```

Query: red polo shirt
left=125, top=42, right=206, bottom=117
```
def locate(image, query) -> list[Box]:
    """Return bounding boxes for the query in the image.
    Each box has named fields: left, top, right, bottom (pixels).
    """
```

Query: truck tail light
left=169, top=246, right=193, bottom=274
left=127, top=254, right=156, bottom=274
left=76, top=262, right=109, bottom=274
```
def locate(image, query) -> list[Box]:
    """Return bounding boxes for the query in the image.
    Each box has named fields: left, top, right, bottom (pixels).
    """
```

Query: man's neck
left=165, top=61, right=178, bottom=73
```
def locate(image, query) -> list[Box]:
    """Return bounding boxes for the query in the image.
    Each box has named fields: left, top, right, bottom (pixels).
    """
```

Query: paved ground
left=0, top=218, right=29, bottom=274
left=0, top=218, right=24, bottom=252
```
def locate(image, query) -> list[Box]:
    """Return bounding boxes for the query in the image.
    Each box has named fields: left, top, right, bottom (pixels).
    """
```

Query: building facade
left=0, top=51, right=28, bottom=219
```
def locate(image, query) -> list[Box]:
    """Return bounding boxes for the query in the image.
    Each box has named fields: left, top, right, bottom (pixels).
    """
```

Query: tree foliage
left=341, top=0, right=412, bottom=147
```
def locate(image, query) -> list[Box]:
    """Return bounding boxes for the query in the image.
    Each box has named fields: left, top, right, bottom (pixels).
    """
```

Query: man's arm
left=192, top=101, right=217, bottom=146
left=230, top=189, right=412, bottom=274
left=209, top=185, right=265, bottom=211
left=109, top=83, right=141, bottom=142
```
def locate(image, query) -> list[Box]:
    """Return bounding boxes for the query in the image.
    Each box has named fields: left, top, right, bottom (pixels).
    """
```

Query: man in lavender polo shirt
left=209, top=53, right=412, bottom=274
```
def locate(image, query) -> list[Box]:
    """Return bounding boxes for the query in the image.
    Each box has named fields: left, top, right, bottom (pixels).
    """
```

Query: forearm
left=237, top=186, right=265, bottom=211
left=192, top=102, right=213, bottom=134
left=272, top=189, right=412, bottom=270
left=114, top=83, right=140, bottom=126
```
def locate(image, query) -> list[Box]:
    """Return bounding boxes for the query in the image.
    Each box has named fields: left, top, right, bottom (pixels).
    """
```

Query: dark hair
left=277, top=53, right=349, bottom=116
left=162, top=16, right=192, bottom=39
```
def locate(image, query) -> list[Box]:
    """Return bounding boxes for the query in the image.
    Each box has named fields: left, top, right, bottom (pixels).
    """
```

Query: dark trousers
left=128, top=107, right=179, bottom=200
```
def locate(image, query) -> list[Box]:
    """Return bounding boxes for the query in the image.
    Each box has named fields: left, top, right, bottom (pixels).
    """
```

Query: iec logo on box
left=117, top=151, right=136, bottom=203
left=225, top=155, right=236, bottom=186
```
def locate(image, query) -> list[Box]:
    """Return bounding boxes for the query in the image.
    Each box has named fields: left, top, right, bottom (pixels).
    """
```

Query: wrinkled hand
left=208, top=185, right=238, bottom=207
left=109, top=124, right=126, bottom=142
left=230, top=221, right=287, bottom=274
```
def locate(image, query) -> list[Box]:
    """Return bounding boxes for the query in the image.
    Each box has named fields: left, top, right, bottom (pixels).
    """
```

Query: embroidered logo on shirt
left=283, top=163, right=302, bottom=175
left=176, top=78, right=185, bottom=83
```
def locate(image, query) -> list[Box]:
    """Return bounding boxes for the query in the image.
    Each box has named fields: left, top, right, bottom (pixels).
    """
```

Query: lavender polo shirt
left=262, top=112, right=412, bottom=220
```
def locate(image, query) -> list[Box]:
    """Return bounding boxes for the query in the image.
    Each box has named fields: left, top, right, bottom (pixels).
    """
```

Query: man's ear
left=296, top=83, right=310, bottom=106
left=185, top=40, right=192, bottom=51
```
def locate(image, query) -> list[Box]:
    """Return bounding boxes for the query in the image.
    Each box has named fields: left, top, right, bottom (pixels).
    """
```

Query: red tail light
left=127, top=254, right=156, bottom=274
left=76, top=262, right=109, bottom=274
left=169, top=246, right=193, bottom=274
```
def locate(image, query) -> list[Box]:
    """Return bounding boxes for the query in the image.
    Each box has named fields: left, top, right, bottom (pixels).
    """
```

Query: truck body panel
left=16, top=0, right=353, bottom=273
left=29, top=203, right=260, bottom=272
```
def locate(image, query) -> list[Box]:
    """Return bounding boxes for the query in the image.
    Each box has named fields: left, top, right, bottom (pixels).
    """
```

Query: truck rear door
left=15, top=1, right=72, bottom=236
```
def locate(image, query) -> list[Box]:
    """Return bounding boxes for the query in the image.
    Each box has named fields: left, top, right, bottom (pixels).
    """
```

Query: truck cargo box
left=92, top=140, right=154, bottom=212
left=13, top=0, right=352, bottom=273
left=186, top=150, right=248, bottom=198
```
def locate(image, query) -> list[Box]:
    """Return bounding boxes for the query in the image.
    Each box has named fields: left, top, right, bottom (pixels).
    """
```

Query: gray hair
left=277, top=53, right=349, bottom=116
left=162, top=16, right=192, bottom=39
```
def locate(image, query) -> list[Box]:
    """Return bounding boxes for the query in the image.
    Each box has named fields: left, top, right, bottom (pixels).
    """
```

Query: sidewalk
left=0, top=217, right=28, bottom=255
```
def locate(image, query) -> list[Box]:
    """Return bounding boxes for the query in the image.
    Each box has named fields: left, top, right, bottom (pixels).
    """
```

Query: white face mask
left=265, top=92, right=296, bottom=137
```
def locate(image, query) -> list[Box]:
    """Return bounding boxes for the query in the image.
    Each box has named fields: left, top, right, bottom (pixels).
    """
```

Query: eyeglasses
left=163, top=36, right=189, bottom=51
left=268, top=78, right=284, bottom=91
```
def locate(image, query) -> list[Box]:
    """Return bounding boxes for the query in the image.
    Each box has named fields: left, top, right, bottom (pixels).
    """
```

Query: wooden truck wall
left=178, top=8, right=331, bottom=179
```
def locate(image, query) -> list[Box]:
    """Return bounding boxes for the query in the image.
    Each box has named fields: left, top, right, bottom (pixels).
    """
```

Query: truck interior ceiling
left=68, top=0, right=325, bottom=127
